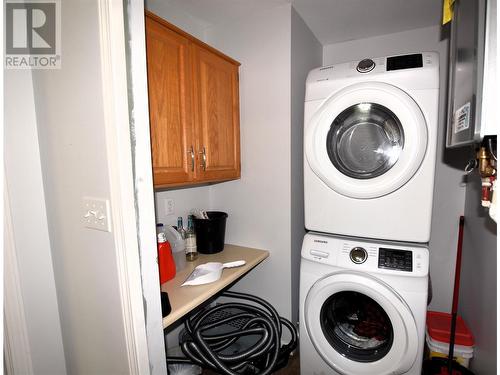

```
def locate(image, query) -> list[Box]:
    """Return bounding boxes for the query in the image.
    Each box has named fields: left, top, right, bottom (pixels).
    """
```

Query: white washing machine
left=304, top=52, right=439, bottom=243
left=299, top=232, right=429, bottom=375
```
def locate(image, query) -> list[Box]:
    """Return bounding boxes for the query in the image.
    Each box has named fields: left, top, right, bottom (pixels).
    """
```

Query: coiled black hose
left=167, top=291, right=297, bottom=375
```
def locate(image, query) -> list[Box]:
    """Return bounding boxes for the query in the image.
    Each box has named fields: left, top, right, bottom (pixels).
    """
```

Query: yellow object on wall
left=442, top=0, right=456, bottom=24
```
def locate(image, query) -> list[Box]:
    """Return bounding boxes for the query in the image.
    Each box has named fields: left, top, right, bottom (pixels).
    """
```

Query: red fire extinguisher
left=157, top=232, right=176, bottom=284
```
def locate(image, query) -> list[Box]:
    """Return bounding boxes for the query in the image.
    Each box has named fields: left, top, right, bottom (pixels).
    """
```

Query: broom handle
left=448, top=216, right=465, bottom=374
left=448, top=312, right=458, bottom=373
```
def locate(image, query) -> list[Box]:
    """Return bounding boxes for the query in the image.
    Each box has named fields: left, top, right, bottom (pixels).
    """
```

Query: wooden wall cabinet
left=145, top=12, right=241, bottom=188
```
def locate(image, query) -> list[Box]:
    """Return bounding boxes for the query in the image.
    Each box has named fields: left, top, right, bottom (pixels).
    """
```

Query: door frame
left=122, top=1, right=169, bottom=374
left=96, top=1, right=159, bottom=373
left=4, top=184, right=34, bottom=375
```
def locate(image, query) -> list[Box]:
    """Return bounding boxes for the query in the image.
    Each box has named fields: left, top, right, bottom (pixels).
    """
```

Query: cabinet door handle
left=199, top=147, right=206, bottom=171
left=188, top=146, right=195, bottom=172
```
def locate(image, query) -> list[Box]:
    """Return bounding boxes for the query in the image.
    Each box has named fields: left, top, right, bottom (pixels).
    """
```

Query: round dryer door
left=305, top=82, right=428, bottom=199
left=304, top=271, right=419, bottom=375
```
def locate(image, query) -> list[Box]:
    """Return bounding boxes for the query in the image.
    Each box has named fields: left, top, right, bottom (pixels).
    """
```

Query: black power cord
left=167, top=291, right=297, bottom=375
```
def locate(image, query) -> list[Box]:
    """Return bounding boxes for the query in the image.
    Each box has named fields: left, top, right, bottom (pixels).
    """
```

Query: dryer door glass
left=326, top=103, right=404, bottom=179
left=320, top=291, right=393, bottom=362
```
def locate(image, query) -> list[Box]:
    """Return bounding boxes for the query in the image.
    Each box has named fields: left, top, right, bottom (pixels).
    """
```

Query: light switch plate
left=82, top=197, right=111, bottom=232
left=165, top=198, right=174, bottom=216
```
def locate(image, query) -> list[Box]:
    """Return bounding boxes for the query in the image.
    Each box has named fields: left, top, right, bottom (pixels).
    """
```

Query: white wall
left=145, top=0, right=208, bottom=41
left=290, top=7, right=322, bottom=325
left=155, top=186, right=211, bottom=228
left=323, top=26, right=443, bottom=65
left=323, top=26, right=466, bottom=312
left=31, top=1, right=136, bottom=373
left=4, top=68, right=67, bottom=375
left=204, top=4, right=294, bottom=319
left=459, top=171, right=497, bottom=374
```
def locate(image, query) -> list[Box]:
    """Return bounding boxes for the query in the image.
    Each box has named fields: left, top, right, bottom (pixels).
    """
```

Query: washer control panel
left=310, top=249, right=329, bottom=259
left=356, top=58, right=376, bottom=73
left=378, top=248, right=412, bottom=272
left=301, top=232, right=429, bottom=277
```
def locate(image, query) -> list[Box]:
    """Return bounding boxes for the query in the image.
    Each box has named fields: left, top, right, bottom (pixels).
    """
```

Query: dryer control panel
left=386, top=53, right=423, bottom=71
left=305, top=52, right=439, bottom=102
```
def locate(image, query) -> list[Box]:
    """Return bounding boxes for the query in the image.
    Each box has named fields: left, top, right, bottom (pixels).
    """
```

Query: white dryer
left=299, top=232, right=429, bottom=375
left=304, top=52, right=439, bottom=242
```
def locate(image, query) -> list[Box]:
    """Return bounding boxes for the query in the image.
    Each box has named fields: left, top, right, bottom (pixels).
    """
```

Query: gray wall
left=459, top=170, right=497, bottom=374
left=145, top=0, right=208, bottom=41
left=323, top=25, right=466, bottom=312
left=291, top=7, right=322, bottom=325
left=31, top=0, right=133, bottom=372
left=5, top=66, right=67, bottom=375
left=205, top=4, right=294, bottom=320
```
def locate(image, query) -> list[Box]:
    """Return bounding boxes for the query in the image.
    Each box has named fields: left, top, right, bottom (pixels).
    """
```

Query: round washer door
left=305, top=82, right=428, bottom=199
left=304, top=271, right=419, bottom=375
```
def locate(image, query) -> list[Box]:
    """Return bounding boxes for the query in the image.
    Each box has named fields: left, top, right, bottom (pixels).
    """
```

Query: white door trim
left=97, top=1, right=151, bottom=374
left=122, top=0, right=168, bottom=374
left=3, top=182, right=34, bottom=375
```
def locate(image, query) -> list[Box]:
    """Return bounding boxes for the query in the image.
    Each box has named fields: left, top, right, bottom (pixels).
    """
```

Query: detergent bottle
left=157, top=232, right=176, bottom=284
left=164, top=225, right=187, bottom=271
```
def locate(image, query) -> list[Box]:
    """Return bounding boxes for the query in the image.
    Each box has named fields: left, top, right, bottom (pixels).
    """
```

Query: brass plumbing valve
left=477, top=146, right=496, bottom=178
left=475, top=144, right=496, bottom=211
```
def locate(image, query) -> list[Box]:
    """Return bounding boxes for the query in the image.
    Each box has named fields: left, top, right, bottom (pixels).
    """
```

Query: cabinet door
left=192, top=45, right=241, bottom=182
left=146, top=16, right=195, bottom=186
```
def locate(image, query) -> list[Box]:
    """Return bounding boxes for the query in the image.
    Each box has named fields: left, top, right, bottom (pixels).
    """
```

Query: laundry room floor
left=274, top=353, right=300, bottom=374
left=201, top=352, right=300, bottom=374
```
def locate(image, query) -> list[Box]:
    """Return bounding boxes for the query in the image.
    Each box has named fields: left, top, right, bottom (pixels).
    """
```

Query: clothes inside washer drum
left=320, top=291, right=394, bottom=362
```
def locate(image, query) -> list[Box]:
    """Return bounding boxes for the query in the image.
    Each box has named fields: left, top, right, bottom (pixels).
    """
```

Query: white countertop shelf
left=161, top=244, right=269, bottom=328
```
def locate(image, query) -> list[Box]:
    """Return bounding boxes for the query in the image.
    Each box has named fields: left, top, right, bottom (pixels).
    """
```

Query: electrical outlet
left=165, top=198, right=174, bottom=216
left=82, top=197, right=111, bottom=232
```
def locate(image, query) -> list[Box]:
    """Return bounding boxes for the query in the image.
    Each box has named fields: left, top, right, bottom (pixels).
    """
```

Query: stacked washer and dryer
left=300, top=52, right=439, bottom=375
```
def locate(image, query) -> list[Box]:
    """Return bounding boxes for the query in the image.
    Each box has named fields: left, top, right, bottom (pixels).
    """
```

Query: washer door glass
left=326, top=103, right=404, bottom=179
left=320, top=291, right=393, bottom=362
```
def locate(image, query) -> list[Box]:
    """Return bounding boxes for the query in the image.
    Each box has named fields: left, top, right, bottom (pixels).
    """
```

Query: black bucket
left=193, top=211, right=228, bottom=254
